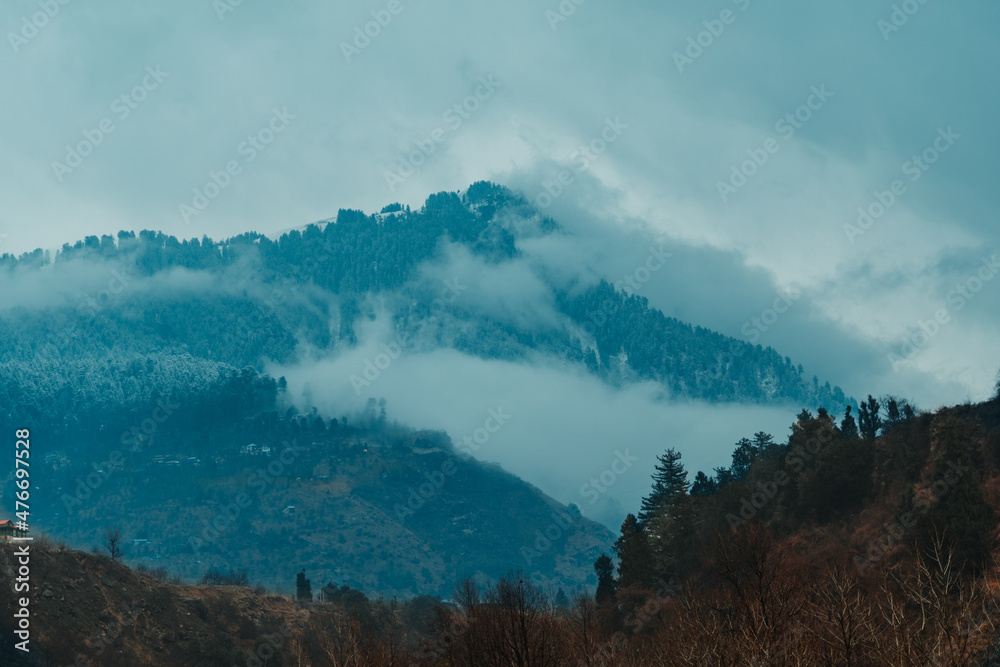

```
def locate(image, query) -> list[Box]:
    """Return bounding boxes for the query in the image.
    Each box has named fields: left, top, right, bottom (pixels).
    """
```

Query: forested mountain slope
left=0, top=181, right=849, bottom=412
left=0, top=181, right=853, bottom=599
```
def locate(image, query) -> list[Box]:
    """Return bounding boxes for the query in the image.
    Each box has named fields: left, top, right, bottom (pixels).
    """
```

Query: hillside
left=0, top=182, right=858, bottom=603
left=5, top=395, right=1000, bottom=665
left=3, top=391, right=612, bottom=596
left=0, top=182, right=849, bottom=412
left=579, top=393, right=1000, bottom=664
left=0, top=540, right=425, bottom=666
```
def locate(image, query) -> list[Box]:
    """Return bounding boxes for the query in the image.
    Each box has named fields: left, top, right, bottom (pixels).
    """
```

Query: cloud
left=2, top=0, right=997, bottom=429
left=270, top=344, right=801, bottom=529
left=413, top=242, right=566, bottom=333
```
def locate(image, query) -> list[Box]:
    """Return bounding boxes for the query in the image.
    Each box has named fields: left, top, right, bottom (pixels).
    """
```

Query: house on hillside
left=317, top=583, right=340, bottom=603
left=0, top=520, right=28, bottom=542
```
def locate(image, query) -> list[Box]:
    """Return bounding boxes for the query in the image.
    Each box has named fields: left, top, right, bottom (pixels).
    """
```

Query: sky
left=3, top=0, right=999, bottom=523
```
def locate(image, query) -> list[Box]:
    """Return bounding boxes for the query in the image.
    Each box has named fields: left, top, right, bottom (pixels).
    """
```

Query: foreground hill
left=3, top=387, right=612, bottom=596
left=0, top=541, right=420, bottom=666
left=581, top=393, right=1000, bottom=664
left=5, top=394, right=1000, bottom=666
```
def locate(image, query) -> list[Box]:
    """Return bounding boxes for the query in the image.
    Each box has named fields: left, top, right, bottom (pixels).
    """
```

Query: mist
left=270, top=320, right=800, bottom=529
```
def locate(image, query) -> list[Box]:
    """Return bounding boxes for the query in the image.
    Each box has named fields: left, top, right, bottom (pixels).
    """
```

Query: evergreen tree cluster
left=595, top=392, right=998, bottom=619
left=0, top=183, right=850, bottom=411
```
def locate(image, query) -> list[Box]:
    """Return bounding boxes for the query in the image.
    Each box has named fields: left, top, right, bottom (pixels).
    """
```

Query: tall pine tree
left=594, top=554, right=616, bottom=605
left=729, top=437, right=756, bottom=480
left=857, top=395, right=882, bottom=440
left=638, top=448, right=688, bottom=527
left=690, top=471, right=718, bottom=497
left=296, top=569, right=313, bottom=602
left=614, top=514, right=654, bottom=591
left=752, top=431, right=776, bottom=452
left=840, top=405, right=858, bottom=439
left=647, top=491, right=695, bottom=580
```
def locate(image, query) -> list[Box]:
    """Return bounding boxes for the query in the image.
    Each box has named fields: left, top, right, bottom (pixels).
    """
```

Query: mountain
left=0, top=182, right=853, bottom=599
left=0, top=361, right=612, bottom=595
left=0, top=182, right=849, bottom=411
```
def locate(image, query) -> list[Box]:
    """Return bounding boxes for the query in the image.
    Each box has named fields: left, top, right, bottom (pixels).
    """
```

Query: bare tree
left=807, top=562, right=878, bottom=665
left=103, top=526, right=123, bottom=561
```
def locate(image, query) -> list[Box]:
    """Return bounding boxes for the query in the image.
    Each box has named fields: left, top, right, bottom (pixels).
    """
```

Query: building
left=0, top=519, right=28, bottom=542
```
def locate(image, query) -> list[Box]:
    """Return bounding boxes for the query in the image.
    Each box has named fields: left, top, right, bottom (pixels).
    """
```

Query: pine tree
left=690, top=471, right=718, bottom=497
left=857, top=395, right=882, bottom=440
left=614, top=514, right=654, bottom=590
left=296, top=569, right=313, bottom=602
left=752, top=431, right=776, bottom=452
left=647, top=492, right=696, bottom=580
left=886, top=397, right=901, bottom=426
left=840, top=405, right=858, bottom=439
left=594, top=554, right=616, bottom=604
left=714, top=466, right=736, bottom=488
left=730, top=437, right=756, bottom=480
left=638, top=448, right=688, bottom=527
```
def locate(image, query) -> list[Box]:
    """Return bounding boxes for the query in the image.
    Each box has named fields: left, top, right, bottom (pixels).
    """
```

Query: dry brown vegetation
left=4, top=400, right=1000, bottom=664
